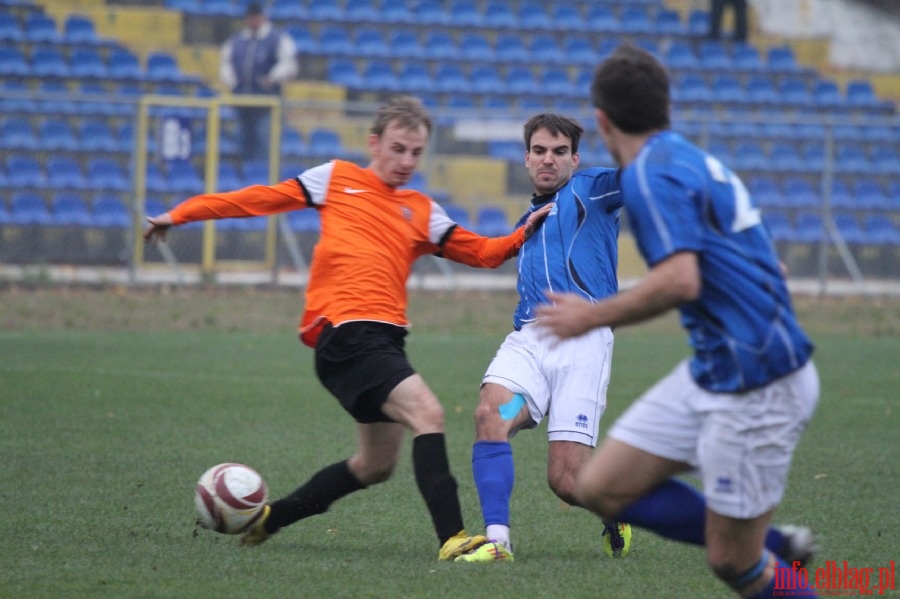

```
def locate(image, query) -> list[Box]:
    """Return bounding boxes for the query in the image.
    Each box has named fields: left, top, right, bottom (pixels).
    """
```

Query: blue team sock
left=618, top=478, right=792, bottom=559
left=741, top=554, right=819, bottom=598
left=472, top=441, right=514, bottom=527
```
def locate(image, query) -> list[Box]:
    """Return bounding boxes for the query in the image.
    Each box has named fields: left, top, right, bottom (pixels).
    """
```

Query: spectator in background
left=709, top=0, right=748, bottom=42
left=220, top=1, right=298, bottom=163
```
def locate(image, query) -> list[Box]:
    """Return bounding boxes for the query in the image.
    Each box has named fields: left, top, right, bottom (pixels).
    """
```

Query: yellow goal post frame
left=131, top=94, right=283, bottom=274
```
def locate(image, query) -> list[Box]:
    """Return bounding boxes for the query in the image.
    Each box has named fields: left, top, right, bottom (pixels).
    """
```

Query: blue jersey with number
left=513, top=167, right=622, bottom=329
left=622, top=131, right=813, bottom=392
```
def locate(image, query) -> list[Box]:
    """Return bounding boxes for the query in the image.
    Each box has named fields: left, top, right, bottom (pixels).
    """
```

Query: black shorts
left=314, top=321, right=416, bottom=424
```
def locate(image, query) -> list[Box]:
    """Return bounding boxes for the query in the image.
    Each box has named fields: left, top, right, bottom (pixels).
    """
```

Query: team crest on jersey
left=575, top=413, right=589, bottom=429
left=401, top=206, right=413, bottom=221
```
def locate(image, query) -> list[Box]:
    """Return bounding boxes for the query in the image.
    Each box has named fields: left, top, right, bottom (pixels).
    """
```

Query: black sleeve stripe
left=437, top=223, right=457, bottom=248
left=293, top=176, right=314, bottom=207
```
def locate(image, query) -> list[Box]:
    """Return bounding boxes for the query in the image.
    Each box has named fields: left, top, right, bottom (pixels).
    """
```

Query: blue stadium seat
left=845, top=80, right=889, bottom=111
left=307, top=128, right=344, bottom=157
left=413, top=0, right=448, bottom=25
left=459, top=32, right=495, bottom=62
left=664, top=41, right=699, bottom=70
left=63, top=14, right=102, bottom=45
left=475, top=206, right=511, bottom=236
left=506, top=66, right=538, bottom=95
left=654, top=9, right=683, bottom=35
left=0, top=118, right=37, bottom=150
left=584, top=5, right=616, bottom=32
left=791, top=213, right=823, bottom=244
left=541, top=67, right=576, bottom=97
left=826, top=180, right=854, bottom=210
left=199, top=0, right=242, bottom=17
left=470, top=64, right=503, bottom=95
left=443, top=204, right=473, bottom=229
left=863, top=215, right=899, bottom=246
left=87, top=158, right=130, bottom=191
left=748, top=177, right=783, bottom=208
left=746, top=76, right=779, bottom=106
left=620, top=6, right=653, bottom=34
left=47, top=157, right=88, bottom=190
left=318, top=25, right=355, bottom=56
left=167, top=161, right=204, bottom=194
left=146, top=51, right=182, bottom=82
left=762, top=211, right=793, bottom=242
left=217, top=162, right=243, bottom=190
left=286, top=209, right=320, bottom=233
left=39, top=118, right=78, bottom=151
left=732, top=43, right=764, bottom=72
left=78, top=119, right=119, bottom=153
left=495, top=33, right=529, bottom=63
left=69, top=47, right=107, bottom=79
left=732, top=141, right=768, bottom=172
left=92, top=196, right=131, bottom=228
left=6, top=154, right=45, bottom=187
left=387, top=30, right=422, bottom=58
left=778, top=77, right=812, bottom=108
left=782, top=178, right=820, bottom=210
left=270, top=0, right=307, bottom=20
left=0, top=45, right=28, bottom=77
left=563, top=37, right=597, bottom=66
left=280, top=127, right=307, bottom=158
left=711, top=75, right=744, bottom=105
left=344, top=0, right=378, bottom=23
left=769, top=143, right=806, bottom=174
left=834, top=145, right=872, bottom=175
left=353, top=27, right=389, bottom=58
left=528, top=34, right=565, bottom=64
left=687, top=9, right=710, bottom=35
left=514, top=2, right=544, bottom=30
left=285, top=25, right=316, bottom=55
left=487, top=140, right=522, bottom=161
left=698, top=41, right=732, bottom=71
left=422, top=31, right=457, bottom=60
left=31, top=46, right=70, bottom=78
left=362, top=60, right=399, bottom=92
left=767, top=46, right=801, bottom=73
left=243, top=161, right=272, bottom=185
left=24, top=13, right=58, bottom=43
left=811, top=79, right=844, bottom=111
left=853, top=180, right=890, bottom=211
left=833, top=213, right=866, bottom=245
left=674, top=74, right=712, bottom=105
left=52, top=193, right=92, bottom=227
left=326, top=58, right=362, bottom=88
left=397, top=63, right=433, bottom=94
left=308, top=2, right=343, bottom=22
left=0, top=12, right=22, bottom=42
left=380, top=0, right=413, bottom=23
left=871, top=146, right=900, bottom=176
left=484, top=2, right=518, bottom=29
left=107, top=47, right=144, bottom=81
left=448, top=0, right=483, bottom=27
left=433, top=63, right=467, bottom=94
left=10, top=192, right=53, bottom=226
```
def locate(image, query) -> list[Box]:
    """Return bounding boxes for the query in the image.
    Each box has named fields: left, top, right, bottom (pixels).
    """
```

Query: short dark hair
left=590, top=44, right=670, bottom=134
left=371, top=96, right=433, bottom=137
left=523, top=113, right=584, bottom=154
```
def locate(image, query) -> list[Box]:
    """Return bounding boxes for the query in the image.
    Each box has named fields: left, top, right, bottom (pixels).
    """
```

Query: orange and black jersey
left=167, top=160, right=526, bottom=346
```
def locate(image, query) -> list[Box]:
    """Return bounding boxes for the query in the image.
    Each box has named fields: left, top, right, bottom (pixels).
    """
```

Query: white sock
left=486, top=524, right=511, bottom=551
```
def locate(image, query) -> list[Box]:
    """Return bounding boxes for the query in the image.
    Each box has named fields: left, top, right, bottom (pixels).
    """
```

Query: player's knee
left=547, top=469, right=579, bottom=505
left=349, top=456, right=396, bottom=486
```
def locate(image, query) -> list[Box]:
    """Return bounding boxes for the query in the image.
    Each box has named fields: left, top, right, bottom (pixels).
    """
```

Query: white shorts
left=609, top=359, right=820, bottom=519
left=483, top=323, right=614, bottom=446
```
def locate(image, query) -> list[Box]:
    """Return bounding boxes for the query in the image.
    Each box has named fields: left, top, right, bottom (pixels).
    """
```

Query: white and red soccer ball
left=194, top=463, right=268, bottom=535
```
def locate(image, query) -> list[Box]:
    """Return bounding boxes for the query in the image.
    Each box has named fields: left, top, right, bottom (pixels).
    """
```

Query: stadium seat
left=484, top=2, right=518, bottom=29
left=38, top=118, right=78, bottom=151
left=78, top=119, right=119, bottom=153
left=397, top=63, right=433, bottom=94
left=854, top=180, right=890, bottom=211
left=0, top=45, right=28, bottom=77
left=748, top=176, right=783, bottom=208
left=146, top=51, right=183, bottom=82
left=379, top=0, right=413, bottom=23
left=326, top=58, right=362, bottom=88
left=793, top=212, right=823, bottom=243
left=449, top=0, right=483, bottom=27
left=782, top=178, right=820, bottom=210
left=422, top=31, right=458, bottom=60
left=167, top=161, right=204, bottom=194
left=24, top=13, right=59, bottom=43
left=845, top=80, right=889, bottom=111
left=475, top=206, right=511, bottom=236
left=386, top=30, right=421, bottom=59
left=270, top=0, right=307, bottom=20
left=495, top=33, right=530, bottom=63
left=286, top=209, right=320, bottom=233
left=69, top=47, right=107, bottom=79
left=863, top=215, right=899, bottom=246
left=506, top=66, right=538, bottom=95
left=92, top=195, right=131, bottom=228
left=413, top=0, right=448, bottom=25
left=732, top=43, right=764, bottom=72
left=563, top=37, right=598, bottom=66
left=216, top=163, right=243, bottom=190
left=487, top=140, right=522, bottom=161
left=10, top=192, right=53, bottom=226
left=811, top=79, right=844, bottom=111
left=584, top=5, right=617, bottom=32
left=0, top=12, right=22, bottom=42
left=833, top=213, right=866, bottom=245
left=63, top=14, right=102, bottom=45
left=433, top=64, right=467, bottom=94
left=0, top=118, right=38, bottom=150
left=767, top=46, right=801, bottom=73
left=620, top=6, right=653, bottom=34
left=353, top=27, right=389, bottom=58
left=528, top=34, right=565, bottom=65
left=46, top=157, right=88, bottom=190
left=243, top=161, right=272, bottom=185
left=871, top=146, right=900, bottom=176
left=87, top=158, right=130, bottom=192
left=344, top=0, right=379, bottom=23
left=307, top=128, right=344, bottom=157
left=107, top=48, right=144, bottom=81
left=762, top=211, right=793, bottom=242
left=459, top=32, right=495, bottom=62
left=698, top=41, right=732, bottom=71
left=834, top=145, right=872, bottom=175
left=664, top=41, right=700, bottom=70
left=654, top=9, right=683, bottom=35
left=6, top=154, right=45, bottom=187
left=769, top=143, right=806, bottom=174
left=469, top=64, right=503, bottom=95
left=443, top=204, right=473, bottom=229
left=280, top=128, right=307, bottom=158
left=31, top=46, right=70, bottom=78
left=732, top=141, right=768, bottom=172
left=674, top=74, right=712, bottom=105
left=541, top=67, right=576, bottom=97
left=52, top=193, right=92, bottom=227
left=710, top=75, right=744, bottom=105
left=199, top=0, right=243, bottom=18
left=778, top=77, right=812, bottom=108
left=362, top=60, right=399, bottom=92
left=746, top=76, right=780, bottom=106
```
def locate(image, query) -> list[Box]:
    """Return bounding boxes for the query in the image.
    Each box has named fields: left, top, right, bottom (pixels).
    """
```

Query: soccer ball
left=194, top=463, right=268, bottom=535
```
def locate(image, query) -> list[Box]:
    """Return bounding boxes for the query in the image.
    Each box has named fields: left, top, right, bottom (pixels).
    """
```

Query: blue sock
left=619, top=479, right=798, bottom=560
left=744, top=554, right=819, bottom=598
left=619, top=478, right=706, bottom=544
left=472, top=441, right=514, bottom=527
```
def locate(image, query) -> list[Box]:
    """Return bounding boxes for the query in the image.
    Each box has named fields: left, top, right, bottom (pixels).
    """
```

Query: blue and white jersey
left=514, top=167, right=622, bottom=330
left=622, top=131, right=813, bottom=392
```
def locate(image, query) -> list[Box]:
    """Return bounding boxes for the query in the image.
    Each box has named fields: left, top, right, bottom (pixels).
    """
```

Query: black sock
left=412, top=433, right=465, bottom=546
left=267, top=460, right=364, bottom=533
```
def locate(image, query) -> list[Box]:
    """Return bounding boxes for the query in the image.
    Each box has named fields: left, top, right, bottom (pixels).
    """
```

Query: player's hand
left=522, top=203, right=553, bottom=240
left=536, top=292, right=597, bottom=339
left=143, top=213, right=174, bottom=244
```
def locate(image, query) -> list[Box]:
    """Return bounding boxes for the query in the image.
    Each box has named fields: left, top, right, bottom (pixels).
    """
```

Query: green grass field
left=1, top=288, right=897, bottom=598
